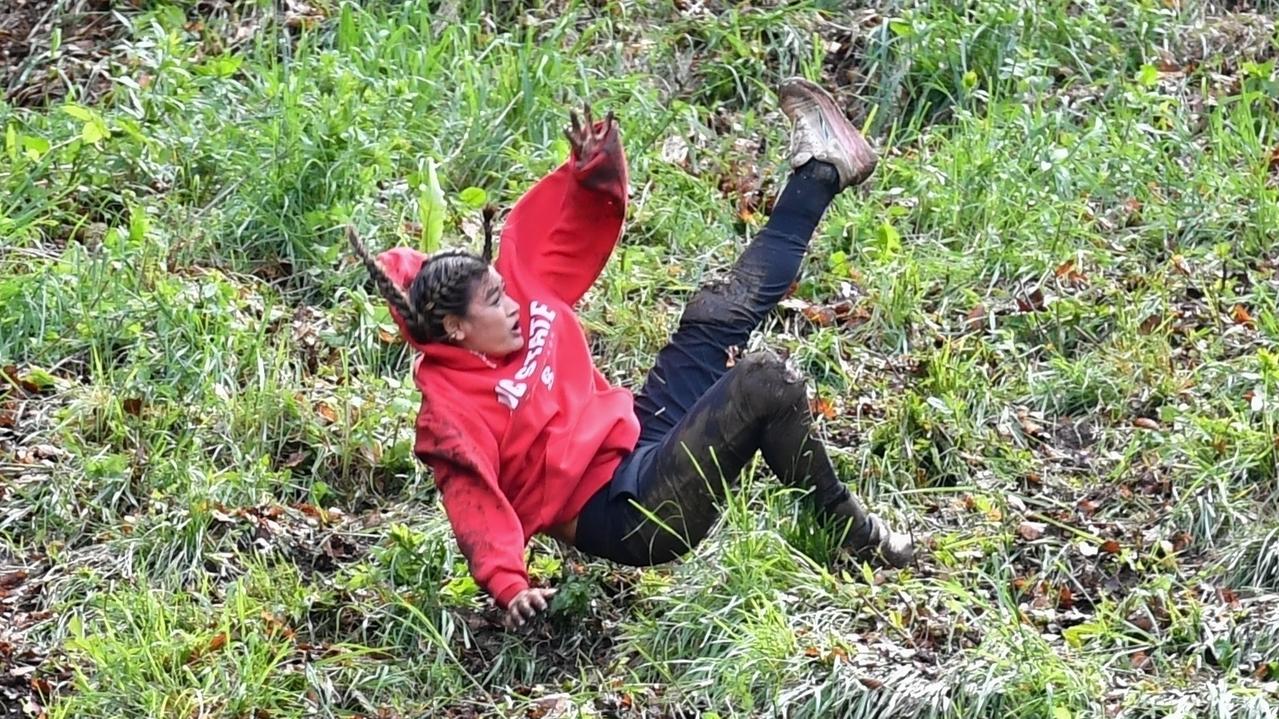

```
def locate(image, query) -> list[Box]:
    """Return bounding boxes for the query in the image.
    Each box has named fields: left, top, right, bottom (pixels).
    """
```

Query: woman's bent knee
left=730, top=351, right=808, bottom=409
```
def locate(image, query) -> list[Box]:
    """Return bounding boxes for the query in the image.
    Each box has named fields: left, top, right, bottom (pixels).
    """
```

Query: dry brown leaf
left=1016, top=408, right=1045, bottom=437
left=315, top=402, right=339, bottom=424
left=122, top=397, right=143, bottom=416
left=1100, top=540, right=1122, bottom=554
left=1016, top=287, right=1047, bottom=312
left=1017, top=521, right=1046, bottom=541
left=1231, top=304, right=1256, bottom=328
left=1131, top=650, right=1151, bottom=671
left=801, top=304, right=836, bottom=327
left=810, top=397, right=837, bottom=420
left=295, top=503, right=329, bottom=524
left=280, top=450, right=307, bottom=469
left=966, top=303, right=988, bottom=328
left=1057, top=585, right=1075, bottom=610
left=208, top=633, right=228, bottom=652
left=1053, top=259, right=1088, bottom=285
left=0, top=571, right=28, bottom=589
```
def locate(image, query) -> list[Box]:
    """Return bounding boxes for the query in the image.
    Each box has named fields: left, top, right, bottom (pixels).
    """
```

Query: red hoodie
left=375, top=123, right=639, bottom=608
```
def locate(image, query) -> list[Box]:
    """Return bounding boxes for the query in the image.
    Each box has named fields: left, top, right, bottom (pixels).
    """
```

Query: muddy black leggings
left=573, top=160, right=875, bottom=565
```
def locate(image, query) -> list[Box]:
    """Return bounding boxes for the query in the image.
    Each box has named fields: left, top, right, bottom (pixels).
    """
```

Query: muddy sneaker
left=866, top=516, right=915, bottom=568
left=778, top=77, right=878, bottom=189
left=832, top=508, right=915, bottom=568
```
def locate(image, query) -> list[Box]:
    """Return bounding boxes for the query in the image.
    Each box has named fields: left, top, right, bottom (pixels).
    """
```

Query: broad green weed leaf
left=1137, top=64, right=1159, bottom=87
left=62, top=104, right=94, bottom=122
left=82, top=120, right=108, bottom=145
left=873, top=221, right=902, bottom=259
left=196, top=55, right=243, bottom=78
left=458, top=187, right=487, bottom=210
left=21, top=134, right=49, bottom=161
left=419, top=159, right=446, bottom=253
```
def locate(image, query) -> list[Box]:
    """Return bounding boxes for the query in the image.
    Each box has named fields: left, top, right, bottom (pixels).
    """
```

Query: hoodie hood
left=373, top=246, right=504, bottom=374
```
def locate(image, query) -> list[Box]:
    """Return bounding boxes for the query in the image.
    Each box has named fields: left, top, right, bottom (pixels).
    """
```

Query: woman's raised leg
left=633, top=78, right=878, bottom=444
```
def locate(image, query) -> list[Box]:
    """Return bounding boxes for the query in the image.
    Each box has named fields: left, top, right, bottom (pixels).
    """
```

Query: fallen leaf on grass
left=0, top=571, right=27, bottom=589
left=314, top=402, right=338, bottom=424
left=1057, top=585, right=1075, bottom=610
left=207, top=633, right=227, bottom=652
left=1077, top=498, right=1100, bottom=516
left=1132, top=417, right=1161, bottom=431
left=1054, top=259, right=1088, bottom=286
left=260, top=612, right=295, bottom=640
left=294, top=503, right=329, bottom=524
left=965, top=303, right=988, bottom=328
left=28, top=675, right=53, bottom=702
left=1131, top=651, right=1151, bottom=671
left=1016, top=408, right=1045, bottom=437
left=1100, top=540, right=1121, bottom=554
left=801, top=304, right=836, bottom=327
left=1139, top=314, right=1163, bottom=334
left=122, top=398, right=143, bottom=416
left=280, top=450, right=307, bottom=469
left=1231, top=304, right=1256, bottom=328
left=1017, top=521, right=1046, bottom=541
left=810, top=397, right=837, bottom=420
left=187, top=632, right=229, bottom=665
left=1016, top=286, right=1047, bottom=312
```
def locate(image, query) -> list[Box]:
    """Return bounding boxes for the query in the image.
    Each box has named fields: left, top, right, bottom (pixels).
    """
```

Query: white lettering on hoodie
left=495, top=301, right=557, bottom=410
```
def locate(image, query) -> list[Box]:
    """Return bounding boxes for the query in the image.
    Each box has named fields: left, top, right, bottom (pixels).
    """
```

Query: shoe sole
left=779, top=77, right=877, bottom=185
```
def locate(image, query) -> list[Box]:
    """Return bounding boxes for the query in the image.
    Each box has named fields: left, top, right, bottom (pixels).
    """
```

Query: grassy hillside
left=2, top=1, right=1277, bottom=717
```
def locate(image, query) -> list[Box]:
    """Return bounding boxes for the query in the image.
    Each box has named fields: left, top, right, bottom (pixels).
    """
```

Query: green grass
left=2, top=0, right=1278, bottom=717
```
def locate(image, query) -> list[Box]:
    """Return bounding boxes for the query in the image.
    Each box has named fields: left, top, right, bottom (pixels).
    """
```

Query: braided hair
left=347, top=208, right=500, bottom=345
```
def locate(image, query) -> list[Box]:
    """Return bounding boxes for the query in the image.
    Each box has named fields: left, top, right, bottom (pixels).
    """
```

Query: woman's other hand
left=503, top=587, right=557, bottom=629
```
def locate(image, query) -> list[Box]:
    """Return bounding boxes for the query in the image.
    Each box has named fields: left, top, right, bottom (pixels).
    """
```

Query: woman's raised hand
left=564, top=102, right=616, bottom=168
left=503, top=586, right=558, bottom=629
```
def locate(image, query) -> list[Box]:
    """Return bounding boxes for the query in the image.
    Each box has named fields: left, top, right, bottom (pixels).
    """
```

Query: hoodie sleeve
left=413, top=396, right=529, bottom=609
left=495, top=121, right=628, bottom=306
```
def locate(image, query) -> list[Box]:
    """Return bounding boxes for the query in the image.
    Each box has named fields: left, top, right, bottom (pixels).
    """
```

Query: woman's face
left=447, top=267, right=524, bottom=357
